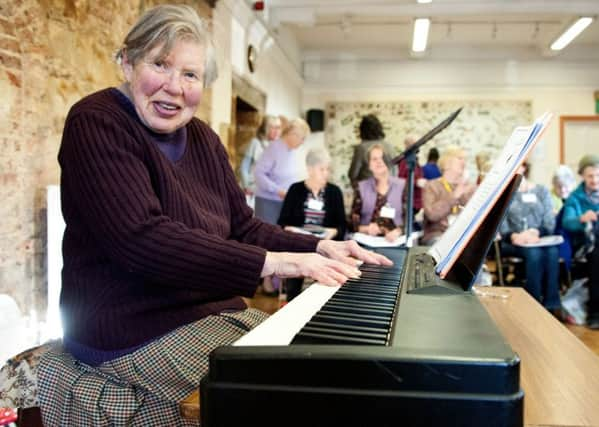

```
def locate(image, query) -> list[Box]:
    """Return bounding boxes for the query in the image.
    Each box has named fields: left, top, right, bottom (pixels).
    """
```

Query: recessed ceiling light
left=412, top=18, right=430, bottom=52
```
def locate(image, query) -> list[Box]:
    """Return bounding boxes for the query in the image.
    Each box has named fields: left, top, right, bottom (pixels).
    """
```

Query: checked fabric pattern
left=38, top=308, right=268, bottom=426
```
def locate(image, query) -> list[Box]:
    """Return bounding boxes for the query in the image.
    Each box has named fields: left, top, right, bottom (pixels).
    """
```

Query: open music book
left=428, top=112, right=553, bottom=281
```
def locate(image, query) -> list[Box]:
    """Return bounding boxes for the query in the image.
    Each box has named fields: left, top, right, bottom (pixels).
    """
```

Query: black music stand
left=392, top=107, right=462, bottom=246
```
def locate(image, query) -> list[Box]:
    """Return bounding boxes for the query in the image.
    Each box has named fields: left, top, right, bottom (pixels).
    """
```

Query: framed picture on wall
left=559, top=115, right=599, bottom=173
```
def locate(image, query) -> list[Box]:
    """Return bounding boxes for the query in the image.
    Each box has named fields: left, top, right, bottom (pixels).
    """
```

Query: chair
left=1, top=340, right=203, bottom=425
left=554, top=206, right=589, bottom=290
left=0, top=341, right=59, bottom=427
left=491, top=239, right=525, bottom=286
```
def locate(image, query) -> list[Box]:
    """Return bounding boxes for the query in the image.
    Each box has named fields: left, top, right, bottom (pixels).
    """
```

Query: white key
left=234, top=283, right=340, bottom=346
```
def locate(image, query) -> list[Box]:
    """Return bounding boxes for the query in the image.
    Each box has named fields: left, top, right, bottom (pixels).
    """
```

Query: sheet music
left=516, top=234, right=564, bottom=248
left=428, top=112, right=553, bottom=278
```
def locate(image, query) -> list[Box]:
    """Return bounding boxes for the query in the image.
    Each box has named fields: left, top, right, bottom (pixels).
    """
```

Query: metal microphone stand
left=403, top=150, right=418, bottom=247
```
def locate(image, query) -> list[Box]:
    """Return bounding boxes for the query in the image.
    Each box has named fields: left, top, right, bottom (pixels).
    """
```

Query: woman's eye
left=153, top=61, right=167, bottom=71
left=183, top=71, right=199, bottom=81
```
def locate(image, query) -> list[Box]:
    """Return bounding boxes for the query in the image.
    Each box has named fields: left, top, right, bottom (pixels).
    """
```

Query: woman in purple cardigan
left=37, top=5, right=391, bottom=426
left=351, top=144, right=406, bottom=242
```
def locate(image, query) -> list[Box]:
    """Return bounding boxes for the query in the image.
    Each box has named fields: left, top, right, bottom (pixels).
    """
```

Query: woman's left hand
left=316, top=240, right=393, bottom=267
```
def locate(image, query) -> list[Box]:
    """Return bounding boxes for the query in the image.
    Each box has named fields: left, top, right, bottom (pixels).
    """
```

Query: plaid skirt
left=38, top=308, right=268, bottom=426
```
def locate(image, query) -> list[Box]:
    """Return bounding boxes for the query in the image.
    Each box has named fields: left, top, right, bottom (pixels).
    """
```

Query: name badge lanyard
left=441, top=177, right=459, bottom=214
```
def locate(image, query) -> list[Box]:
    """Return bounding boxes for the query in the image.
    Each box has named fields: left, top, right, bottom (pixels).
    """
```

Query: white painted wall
left=210, top=0, right=233, bottom=135
left=302, top=59, right=599, bottom=187
left=210, top=0, right=304, bottom=132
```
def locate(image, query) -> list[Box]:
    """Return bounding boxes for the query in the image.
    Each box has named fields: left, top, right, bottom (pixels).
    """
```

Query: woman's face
left=582, top=165, right=599, bottom=192
left=308, top=162, right=330, bottom=186
left=368, top=148, right=388, bottom=177
left=445, top=153, right=466, bottom=176
left=122, top=39, right=205, bottom=134
left=284, top=130, right=305, bottom=149
left=267, top=120, right=282, bottom=141
left=553, top=180, right=571, bottom=198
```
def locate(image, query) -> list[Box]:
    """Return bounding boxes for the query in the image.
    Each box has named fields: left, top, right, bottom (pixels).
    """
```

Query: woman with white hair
left=422, top=145, right=476, bottom=245
left=550, top=164, right=576, bottom=214
left=278, top=148, right=347, bottom=301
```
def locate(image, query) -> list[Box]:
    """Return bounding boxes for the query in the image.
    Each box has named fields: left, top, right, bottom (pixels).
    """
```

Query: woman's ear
left=121, top=51, right=133, bottom=82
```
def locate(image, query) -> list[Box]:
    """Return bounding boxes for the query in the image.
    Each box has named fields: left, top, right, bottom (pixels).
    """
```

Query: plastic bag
left=561, top=278, right=589, bottom=325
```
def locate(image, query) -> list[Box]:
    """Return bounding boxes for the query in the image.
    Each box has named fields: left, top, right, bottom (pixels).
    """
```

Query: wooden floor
left=245, top=288, right=599, bottom=357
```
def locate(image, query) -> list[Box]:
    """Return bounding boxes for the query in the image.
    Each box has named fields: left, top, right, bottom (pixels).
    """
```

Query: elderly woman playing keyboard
left=37, top=5, right=390, bottom=426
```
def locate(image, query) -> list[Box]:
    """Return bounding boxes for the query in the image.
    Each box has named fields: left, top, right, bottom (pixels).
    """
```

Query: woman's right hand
left=511, top=229, right=540, bottom=245
left=261, top=251, right=362, bottom=286
left=580, top=210, right=598, bottom=224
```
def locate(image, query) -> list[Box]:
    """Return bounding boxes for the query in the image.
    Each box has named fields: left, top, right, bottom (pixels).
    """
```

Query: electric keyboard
left=201, top=247, right=523, bottom=427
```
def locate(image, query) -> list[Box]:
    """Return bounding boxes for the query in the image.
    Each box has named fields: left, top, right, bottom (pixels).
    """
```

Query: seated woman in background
left=422, top=145, right=476, bottom=245
left=562, top=154, right=599, bottom=329
left=499, top=162, right=562, bottom=316
left=278, top=149, right=347, bottom=301
left=550, top=164, right=576, bottom=214
left=351, top=144, right=405, bottom=242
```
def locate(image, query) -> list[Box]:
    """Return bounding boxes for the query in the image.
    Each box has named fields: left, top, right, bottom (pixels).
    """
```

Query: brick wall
left=0, top=0, right=213, bottom=319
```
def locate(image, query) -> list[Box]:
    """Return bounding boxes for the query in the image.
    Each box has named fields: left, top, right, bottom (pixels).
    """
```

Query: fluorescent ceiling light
left=412, top=18, right=430, bottom=52
left=417, top=0, right=432, bottom=3
left=550, top=17, right=593, bottom=51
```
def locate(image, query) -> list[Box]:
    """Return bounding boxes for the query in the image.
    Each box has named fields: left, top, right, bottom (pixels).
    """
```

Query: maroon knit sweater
left=58, top=88, right=318, bottom=351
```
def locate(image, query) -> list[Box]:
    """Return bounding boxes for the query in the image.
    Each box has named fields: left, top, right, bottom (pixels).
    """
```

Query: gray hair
left=552, top=165, right=576, bottom=186
left=115, top=5, right=218, bottom=88
left=306, top=148, right=331, bottom=168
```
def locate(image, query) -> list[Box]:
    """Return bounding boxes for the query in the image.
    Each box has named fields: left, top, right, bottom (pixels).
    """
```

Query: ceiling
left=257, top=0, right=599, bottom=62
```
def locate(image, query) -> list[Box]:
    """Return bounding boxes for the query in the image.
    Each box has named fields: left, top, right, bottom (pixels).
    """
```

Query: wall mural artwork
left=324, top=100, right=532, bottom=209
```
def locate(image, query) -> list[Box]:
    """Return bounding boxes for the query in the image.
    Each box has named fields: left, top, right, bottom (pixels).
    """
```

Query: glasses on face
left=143, top=59, right=204, bottom=87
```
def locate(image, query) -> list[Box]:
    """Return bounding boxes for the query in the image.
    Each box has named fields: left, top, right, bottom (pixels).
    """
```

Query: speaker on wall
left=306, top=109, right=324, bottom=132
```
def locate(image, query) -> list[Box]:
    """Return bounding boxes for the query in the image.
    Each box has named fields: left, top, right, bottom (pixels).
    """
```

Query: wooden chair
left=491, top=240, right=525, bottom=286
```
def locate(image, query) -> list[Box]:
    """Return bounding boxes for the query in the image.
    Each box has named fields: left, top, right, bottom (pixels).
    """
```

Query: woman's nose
left=162, top=71, right=184, bottom=94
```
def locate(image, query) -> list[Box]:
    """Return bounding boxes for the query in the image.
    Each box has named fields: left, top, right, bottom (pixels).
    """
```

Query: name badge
left=522, top=193, right=537, bottom=203
left=307, top=198, right=324, bottom=211
left=380, top=205, right=396, bottom=219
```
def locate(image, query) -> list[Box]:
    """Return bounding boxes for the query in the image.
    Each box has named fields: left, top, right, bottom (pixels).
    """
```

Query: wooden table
left=476, top=286, right=599, bottom=427
left=182, top=287, right=599, bottom=425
